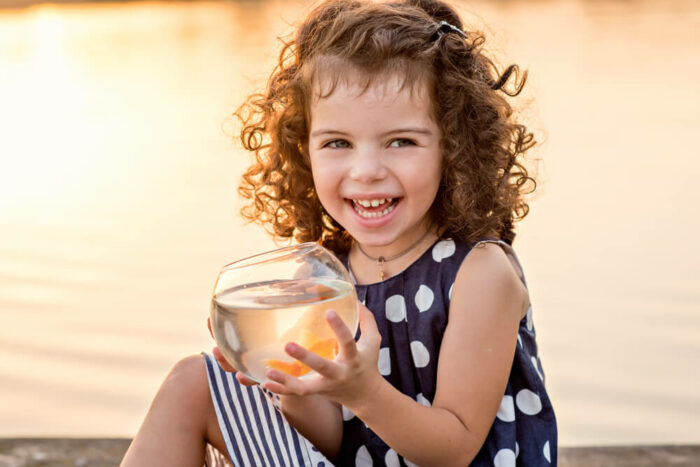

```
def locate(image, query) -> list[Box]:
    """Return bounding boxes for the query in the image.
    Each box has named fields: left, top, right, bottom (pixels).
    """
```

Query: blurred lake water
left=0, top=0, right=698, bottom=446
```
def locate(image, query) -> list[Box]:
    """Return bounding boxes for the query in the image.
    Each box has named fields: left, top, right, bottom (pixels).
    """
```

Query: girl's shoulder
left=415, top=237, right=529, bottom=313
left=453, top=239, right=530, bottom=314
left=410, top=236, right=523, bottom=281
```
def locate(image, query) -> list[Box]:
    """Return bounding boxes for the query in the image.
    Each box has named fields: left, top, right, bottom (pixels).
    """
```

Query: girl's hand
left=207, top=317, right=258, bottom=387
left=263, top=303, right=383, bottom=408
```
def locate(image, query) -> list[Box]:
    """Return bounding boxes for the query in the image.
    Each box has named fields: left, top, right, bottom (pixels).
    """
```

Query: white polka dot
left=342, top=405, right=355, bottom=421
left=543, top=440, right=551, bottom=463
left=448, top=283, right=454, bottom=300
left=515, top=442, right=520, bottom=458
left=531, top=356, right=544, bottom=381
left=414, top=285, right=434, bottom=312
left=410, top=341, right=430, bottom=368
left=493, top=448, right=516, bottom=467
left=526, top=305, right=533, bottom=331
left=384, top=449, right=400, bottom=467
left=496, top=395, right=515, bottom=422
left=416, top=393, right=431, bottom=407
left=385, top=294, right=407, bottom=322
left=378, top=347, right=391, bottom=376
left=404, top=460, right=419, bottom=467
left=432, top=239, right=456, bottom=262
left=224, top=320, right=241, bottom=351
left=355, top=445, right=372, bottom=466
left=516, top=389, right=542, bottom=415
left=517, top=334, right=523, bottom=348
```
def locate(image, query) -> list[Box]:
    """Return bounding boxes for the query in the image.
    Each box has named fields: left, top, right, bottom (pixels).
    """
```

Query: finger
left=263, top=368, right=316, bottom=396
left=212, top=347, right=237, bottom=373
left=285, top=342, right=341, bottom=379
left=326, top=310, right=358, bottom=360
left=235, top=371, right=259, bottom=387
left=262, top=379, right=292, bottom=395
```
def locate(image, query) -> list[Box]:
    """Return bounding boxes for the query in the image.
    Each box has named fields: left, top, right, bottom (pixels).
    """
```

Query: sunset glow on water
left=0, top=0, right=699, bottom=446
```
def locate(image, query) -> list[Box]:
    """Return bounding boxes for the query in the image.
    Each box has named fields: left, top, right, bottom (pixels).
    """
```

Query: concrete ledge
left=0, top=439, right=698, bottom=466
left=558, top=445, right=700, bottom=466
left=0, top=438, right=131, bottom=467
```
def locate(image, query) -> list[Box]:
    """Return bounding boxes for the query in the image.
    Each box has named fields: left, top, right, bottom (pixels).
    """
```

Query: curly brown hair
left=235, top=0, right=537, bottom=253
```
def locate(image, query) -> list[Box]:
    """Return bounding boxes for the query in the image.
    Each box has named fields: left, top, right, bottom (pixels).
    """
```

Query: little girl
left=122, top=0, right=557, bottom=465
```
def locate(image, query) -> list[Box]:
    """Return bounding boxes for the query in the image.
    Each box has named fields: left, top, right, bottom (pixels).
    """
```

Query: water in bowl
left=211, top=277, right=358, bottom=382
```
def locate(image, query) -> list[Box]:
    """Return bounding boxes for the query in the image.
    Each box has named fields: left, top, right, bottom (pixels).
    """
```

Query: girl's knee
left=168, top=354, right=207, bottom=380
left=167, top=355, right=209, bottom=391
left=156, top=355, right=211, bottom=416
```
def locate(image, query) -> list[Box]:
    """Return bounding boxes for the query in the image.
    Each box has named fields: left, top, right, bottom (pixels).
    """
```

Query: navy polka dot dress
left=335, top=237, right=557, bottom=466
left=203, top=237, right=557, bottom=466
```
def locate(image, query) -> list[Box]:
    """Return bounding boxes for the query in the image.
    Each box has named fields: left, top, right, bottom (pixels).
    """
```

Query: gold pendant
left=377, top=257, right=386, bottom=281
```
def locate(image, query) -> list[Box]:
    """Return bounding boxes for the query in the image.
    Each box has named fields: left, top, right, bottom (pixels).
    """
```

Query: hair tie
left=433, top=20, right=467, bottom=40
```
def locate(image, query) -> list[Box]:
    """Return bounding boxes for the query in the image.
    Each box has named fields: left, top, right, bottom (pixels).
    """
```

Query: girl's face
left=308, top=75, right=442, bottom=253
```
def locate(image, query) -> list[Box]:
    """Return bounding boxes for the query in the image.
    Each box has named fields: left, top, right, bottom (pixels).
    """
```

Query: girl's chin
left=351, top=235, right=396, bottom=249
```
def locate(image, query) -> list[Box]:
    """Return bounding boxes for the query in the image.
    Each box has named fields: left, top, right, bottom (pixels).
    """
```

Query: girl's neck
left=348, top=224, right=440, bottom=285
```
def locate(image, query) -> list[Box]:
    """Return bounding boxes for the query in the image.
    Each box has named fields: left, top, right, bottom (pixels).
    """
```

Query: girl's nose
left=348, top=148, right=388, bottom=183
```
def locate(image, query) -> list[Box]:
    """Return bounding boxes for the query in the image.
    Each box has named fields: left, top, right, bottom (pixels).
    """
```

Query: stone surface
left=0, top=439, right=698, bottom=466
left=0, top=439, right=131, bottom=467
left=559, top=445, right=700, bottom=466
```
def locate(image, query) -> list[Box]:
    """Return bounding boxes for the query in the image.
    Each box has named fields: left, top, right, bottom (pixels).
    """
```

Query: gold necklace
left=354, top=229, right=434, bottom=280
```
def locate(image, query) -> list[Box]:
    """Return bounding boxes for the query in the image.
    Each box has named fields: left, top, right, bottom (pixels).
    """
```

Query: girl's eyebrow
left=310, top=129, right=351, bottom=137
left=310, top=127, right=433, bottom=137
left=381, top=127, right=434, bottom=136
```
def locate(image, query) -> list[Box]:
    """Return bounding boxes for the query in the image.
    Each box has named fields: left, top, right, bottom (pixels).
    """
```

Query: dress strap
left=472, top=239, right=528, bottom=289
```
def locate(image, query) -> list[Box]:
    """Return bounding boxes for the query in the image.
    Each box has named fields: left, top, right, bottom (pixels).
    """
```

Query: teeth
left=352, top=200, right=397, bottom=218
left=354, top=198, right=390, bottom=208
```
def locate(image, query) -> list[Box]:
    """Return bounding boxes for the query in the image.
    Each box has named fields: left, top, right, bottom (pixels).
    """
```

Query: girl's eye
left=324, top=139, right=351, bottom=149
left=389, top=138, right=416, bottom=148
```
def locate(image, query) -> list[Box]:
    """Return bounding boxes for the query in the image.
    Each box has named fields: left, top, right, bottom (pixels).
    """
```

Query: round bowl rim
left=221, top=242, right=321, bottom=270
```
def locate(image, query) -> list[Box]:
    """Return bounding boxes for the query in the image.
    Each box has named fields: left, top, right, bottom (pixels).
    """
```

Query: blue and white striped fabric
left=203, top=353, right=331, bottom=467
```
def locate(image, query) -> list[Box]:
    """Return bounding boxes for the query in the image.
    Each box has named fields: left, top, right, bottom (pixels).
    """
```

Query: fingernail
left=326, top=310, right=338, bottom=320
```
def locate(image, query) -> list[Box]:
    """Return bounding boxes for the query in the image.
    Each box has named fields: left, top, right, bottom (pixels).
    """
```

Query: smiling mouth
left=349, top=197, right=400, bottom=218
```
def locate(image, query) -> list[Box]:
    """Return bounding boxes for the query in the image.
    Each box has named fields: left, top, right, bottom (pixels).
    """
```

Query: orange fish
left=265, top=359, right=310, bottom=377
left=265, top=330, right=338, bottom=377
